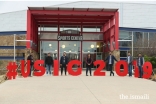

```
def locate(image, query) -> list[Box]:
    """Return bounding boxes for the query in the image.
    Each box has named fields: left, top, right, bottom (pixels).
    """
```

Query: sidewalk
left=0, top=71, right=155, bottom=104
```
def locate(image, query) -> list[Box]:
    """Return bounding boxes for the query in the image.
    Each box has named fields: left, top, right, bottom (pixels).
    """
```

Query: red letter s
left=34, top=60, right=45, bottom=76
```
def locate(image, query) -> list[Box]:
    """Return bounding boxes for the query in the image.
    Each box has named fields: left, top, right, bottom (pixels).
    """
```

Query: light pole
left=13, top=34, right=31, bottom=62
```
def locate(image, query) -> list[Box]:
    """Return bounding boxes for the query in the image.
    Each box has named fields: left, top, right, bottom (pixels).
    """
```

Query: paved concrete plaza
left=0, top=71, right=155, bottom=104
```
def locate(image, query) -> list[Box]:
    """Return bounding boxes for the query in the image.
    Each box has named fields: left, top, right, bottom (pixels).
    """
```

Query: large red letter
left=21, top=60, right=30, bottom=78
left=142, top=62, right=152, bottom=79
left=34, top=60, right=45, bottom=76
left=115, top=61, right=128, bottom=76
left=53, top=60, right=59, bottom=76
left=94, top=60, right=105, bottom=76
left=67, top=60, right=82, bottom=76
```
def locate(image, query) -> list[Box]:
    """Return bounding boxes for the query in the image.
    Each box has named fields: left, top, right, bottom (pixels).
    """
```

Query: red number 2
left=93, top=60, right=106, bottom=76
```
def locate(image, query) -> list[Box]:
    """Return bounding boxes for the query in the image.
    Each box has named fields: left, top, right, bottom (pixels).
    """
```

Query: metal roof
left=28, top=7, right=118, bottom=12
left=28, top=7, right=118, bottom=27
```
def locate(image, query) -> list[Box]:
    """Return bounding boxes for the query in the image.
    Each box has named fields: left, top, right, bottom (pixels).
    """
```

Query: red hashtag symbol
left=6, top=62, right=18, bottom=80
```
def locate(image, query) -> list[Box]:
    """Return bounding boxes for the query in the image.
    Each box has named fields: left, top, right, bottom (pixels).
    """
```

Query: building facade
left=0, top=1, right=156, bottom=69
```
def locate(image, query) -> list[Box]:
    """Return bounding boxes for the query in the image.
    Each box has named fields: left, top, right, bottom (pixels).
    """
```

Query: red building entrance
left=27, top=7, right=119, bottom=68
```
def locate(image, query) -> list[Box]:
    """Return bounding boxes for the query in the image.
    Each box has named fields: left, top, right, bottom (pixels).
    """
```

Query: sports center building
left=0, top=1, right=156, bottom=68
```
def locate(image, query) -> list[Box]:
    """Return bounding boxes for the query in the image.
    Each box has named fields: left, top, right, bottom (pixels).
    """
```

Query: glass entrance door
left=82, top=41, right=104, bottom=69
left=40, top=41, right=104, bottom=69
left=40, top=41, right=58, bottom=60
left=59, top=41, right=81, bottom=69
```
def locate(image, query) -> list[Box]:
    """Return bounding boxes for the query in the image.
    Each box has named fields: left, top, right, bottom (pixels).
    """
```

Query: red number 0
left=93, top=60, right=105, bottom=76
left=115, top=60, right=128, bottom=76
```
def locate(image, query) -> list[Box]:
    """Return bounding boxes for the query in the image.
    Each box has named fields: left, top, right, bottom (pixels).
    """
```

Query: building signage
left=57, top=36, right=83, bottom=41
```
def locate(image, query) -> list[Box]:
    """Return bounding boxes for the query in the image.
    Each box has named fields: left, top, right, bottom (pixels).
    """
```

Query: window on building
left=43, top=26, right=58, bottom=31
left=133, top=32, right=143, bottom=47
left=143, top=32, right=148, bottom=47
left=119, top=30, right=132, bottom=47
left=119, top=41, right=131, bottom=47
left=119, top=30, right=132, bottom=40
left=149, top=32, right=156, bottom=47
left=83, top=26, right=101, bottom=32
left=133, top=32, right=143, bottom=41
left=120, top=51, right=127, bottom=57
left=60, top=26, right=81, bottom=32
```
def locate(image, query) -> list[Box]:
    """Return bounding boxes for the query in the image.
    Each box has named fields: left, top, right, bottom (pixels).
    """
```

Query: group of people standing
left=26, top=52, right=68, bottom=76
left=104, top=51, right=144, bottom=78
left=44, top=52, right=69, bottom=76
left=126, top=52, right=144, bottom=78
left=27, top=51, right=145, bottom=78
left=85, top=51, right=144, bottom=78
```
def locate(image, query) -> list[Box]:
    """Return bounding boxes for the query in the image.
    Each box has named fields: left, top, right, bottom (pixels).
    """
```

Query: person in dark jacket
left=60, top=52, right=68, bottom=75
left=137, top=53, right=144, bottom=78
left=105, top=51, right=118, bottom=76
left=86, top=54, right=93, bottom=76
left=126, top=52, right=133, bottom=77
left=27, top=52, right=34, bottom=77
left=45, top=53, right=53, bottom=75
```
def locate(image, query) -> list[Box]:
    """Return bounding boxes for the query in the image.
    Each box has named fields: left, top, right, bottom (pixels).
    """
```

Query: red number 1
left=132, top=60, right=139, bottom=78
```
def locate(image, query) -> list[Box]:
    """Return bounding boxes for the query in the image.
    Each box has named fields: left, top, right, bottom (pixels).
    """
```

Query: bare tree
left=132, top=35, right=156, bottom=57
